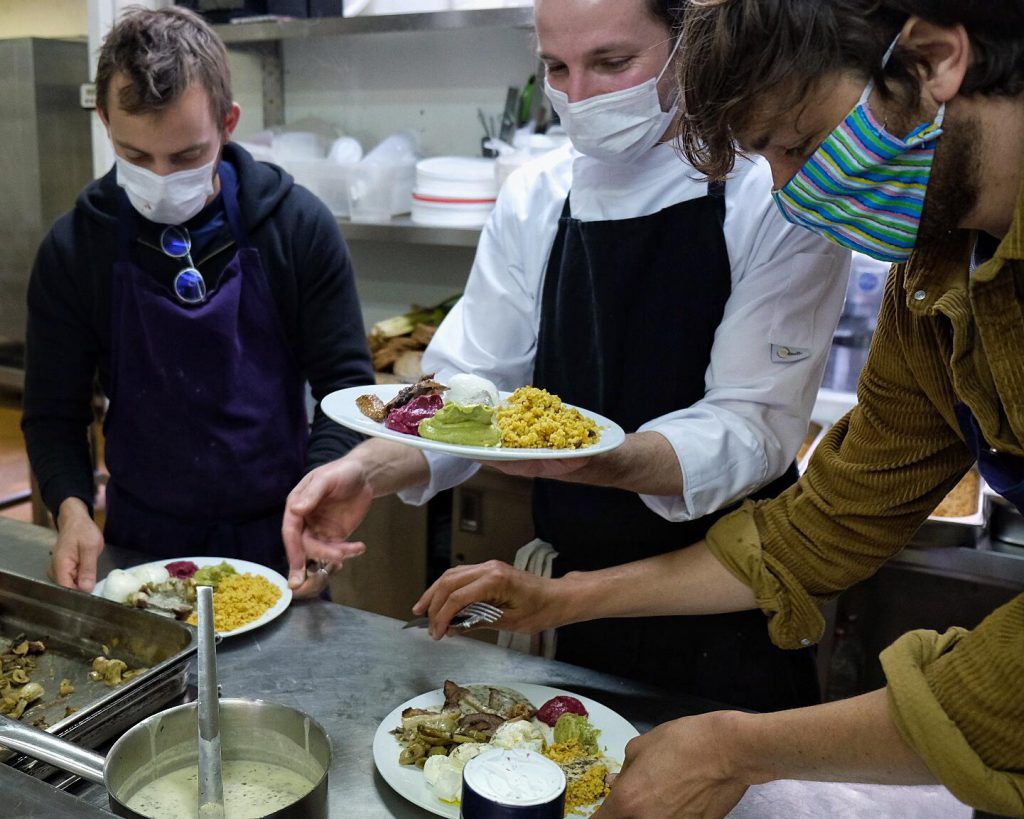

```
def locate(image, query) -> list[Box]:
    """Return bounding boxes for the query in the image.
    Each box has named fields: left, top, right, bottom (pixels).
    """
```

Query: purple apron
left=103, top=168, right=308, bottom=571
left=954, top=402, right=1024, bottom=514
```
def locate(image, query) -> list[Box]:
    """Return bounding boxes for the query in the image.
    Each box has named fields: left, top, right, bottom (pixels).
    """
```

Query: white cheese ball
left=102, top=569, right=145, bottom=602
left=423, top=743, right=489, bottom=803
left=423, top=754, right=464, bottom=803
left=446, top=374, right=500, bottom=407
left=490, top=720, right=545, bottom=753
left=130, top=564, right=170, bottom=585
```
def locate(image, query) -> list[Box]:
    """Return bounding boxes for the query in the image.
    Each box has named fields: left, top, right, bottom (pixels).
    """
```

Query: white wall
left=229, top=24, right=539, bottom=327
left=0, top=0, right=87, bottom=38
left=278, top=26, right=537, bottom=157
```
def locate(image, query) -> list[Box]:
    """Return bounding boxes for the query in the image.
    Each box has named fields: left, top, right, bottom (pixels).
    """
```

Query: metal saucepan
left=0, top=698, right=331, bottom=818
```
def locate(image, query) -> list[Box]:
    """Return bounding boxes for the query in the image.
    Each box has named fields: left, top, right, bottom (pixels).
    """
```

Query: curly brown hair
left=676, top=0, right=1024, bottom=179
left=95, top=5, right=232, bottom=125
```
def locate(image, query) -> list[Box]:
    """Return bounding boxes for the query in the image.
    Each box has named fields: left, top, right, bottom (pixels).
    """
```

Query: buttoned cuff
left=704, top=501, right=826, bottom=649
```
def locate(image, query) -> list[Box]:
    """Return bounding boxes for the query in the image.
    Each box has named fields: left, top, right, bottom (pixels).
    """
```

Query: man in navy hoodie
left=22, top=6, right=372, bottom=598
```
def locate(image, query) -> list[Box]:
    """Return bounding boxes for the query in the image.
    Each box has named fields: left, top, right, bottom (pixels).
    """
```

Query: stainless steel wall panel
left=0, top=38, right=91, bottom=354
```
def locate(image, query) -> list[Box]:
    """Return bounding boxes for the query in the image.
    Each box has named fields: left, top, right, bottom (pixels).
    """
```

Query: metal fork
left=403, top=601, right=503, bottom=630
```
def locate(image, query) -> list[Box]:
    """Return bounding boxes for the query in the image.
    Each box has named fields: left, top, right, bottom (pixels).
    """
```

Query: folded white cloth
left=497, top=539, right=558, bottom=659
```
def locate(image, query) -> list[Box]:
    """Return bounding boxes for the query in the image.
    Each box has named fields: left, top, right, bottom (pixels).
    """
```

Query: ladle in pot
left=197, top=584, right=225, bottom=818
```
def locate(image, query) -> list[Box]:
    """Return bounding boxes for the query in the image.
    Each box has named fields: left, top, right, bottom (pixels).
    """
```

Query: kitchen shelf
left=337, top=215, right=482, bottom=247
left=214, top=7, right=533, bottom=44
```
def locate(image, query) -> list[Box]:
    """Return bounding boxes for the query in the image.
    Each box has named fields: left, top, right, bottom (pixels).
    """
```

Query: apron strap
left=219, top=162, right=252, bottom=249
left=708, top=180, right=726, bottom=227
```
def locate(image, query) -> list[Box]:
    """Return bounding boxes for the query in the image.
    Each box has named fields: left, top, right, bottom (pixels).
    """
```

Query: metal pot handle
left=0, top=713, right=106, bottom=784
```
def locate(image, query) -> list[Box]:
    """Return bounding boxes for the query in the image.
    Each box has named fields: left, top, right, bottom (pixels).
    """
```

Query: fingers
left=290, top=570, right=331, bottom=600
left=50, top=551, right=78, bottom=589
left=76, top=551, right=99, bottom=593
left=426, top=562, right=508, bottom=639
left=287, top=537, right=366, bottom=590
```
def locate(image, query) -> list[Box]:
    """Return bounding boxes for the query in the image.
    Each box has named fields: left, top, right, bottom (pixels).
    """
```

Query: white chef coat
left=402, top=142, right=850, bottom=521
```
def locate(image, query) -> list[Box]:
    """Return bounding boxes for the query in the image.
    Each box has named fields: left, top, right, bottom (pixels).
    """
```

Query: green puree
left=553, top=713, right=601, bottom=755
left=418, top=403, right=500, bottom=447
left=193, top=561, right=237, bottom=587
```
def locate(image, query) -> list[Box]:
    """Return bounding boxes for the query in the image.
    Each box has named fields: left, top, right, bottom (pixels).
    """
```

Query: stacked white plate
left=411, top=157, right=498, bottom=227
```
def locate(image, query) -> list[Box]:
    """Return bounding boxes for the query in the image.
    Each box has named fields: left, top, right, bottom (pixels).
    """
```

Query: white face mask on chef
left=544, top=36, right=682, bottom=164
left=115, top=155, right=217, bottom=225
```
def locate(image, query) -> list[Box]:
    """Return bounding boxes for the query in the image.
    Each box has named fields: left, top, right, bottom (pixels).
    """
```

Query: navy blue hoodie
left=23, top=143, right=373, bottom=517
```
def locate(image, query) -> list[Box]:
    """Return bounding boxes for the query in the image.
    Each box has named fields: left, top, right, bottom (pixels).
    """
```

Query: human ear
left=898, top=17, right=970, bottom=106
left=222, top=102, right=242, bottom=140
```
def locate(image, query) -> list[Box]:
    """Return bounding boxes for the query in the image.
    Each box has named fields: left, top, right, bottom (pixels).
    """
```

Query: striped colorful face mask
left=771, top=38, right=945, bottom=263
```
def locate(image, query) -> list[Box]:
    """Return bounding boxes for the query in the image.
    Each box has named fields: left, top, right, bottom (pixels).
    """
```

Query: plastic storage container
left=411, top=156, right=498, bottom=227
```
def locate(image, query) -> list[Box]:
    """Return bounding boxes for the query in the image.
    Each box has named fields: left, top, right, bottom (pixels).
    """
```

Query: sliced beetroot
left=384, top=393, right=443, bottom=436
left=164, top=560, right=199, bottom=579
left=536, top=695, right=588, bottom=727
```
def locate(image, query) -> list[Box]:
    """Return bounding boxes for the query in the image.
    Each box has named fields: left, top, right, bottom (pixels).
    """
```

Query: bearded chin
left=916, top=113, right=981, bottom=247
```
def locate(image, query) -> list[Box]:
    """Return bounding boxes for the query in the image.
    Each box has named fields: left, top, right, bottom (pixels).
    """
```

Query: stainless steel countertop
left=0, top=517, right=970, bottom=818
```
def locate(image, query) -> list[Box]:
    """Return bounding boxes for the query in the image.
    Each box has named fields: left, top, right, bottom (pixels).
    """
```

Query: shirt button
left=989, top=446, right=999, bottom=455
left=778, top=347, right=791, bottom=358
left=800, top=638, right=811, bottom=647
left=913, top=289, right=927, bottom=301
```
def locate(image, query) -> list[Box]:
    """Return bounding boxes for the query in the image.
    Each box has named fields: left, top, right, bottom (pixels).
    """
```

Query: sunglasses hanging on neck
left=159, top=225, right=207, bottom=304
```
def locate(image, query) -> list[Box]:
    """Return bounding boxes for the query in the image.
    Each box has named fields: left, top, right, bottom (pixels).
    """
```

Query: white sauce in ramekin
left=462, top=748, right=565, bottom=806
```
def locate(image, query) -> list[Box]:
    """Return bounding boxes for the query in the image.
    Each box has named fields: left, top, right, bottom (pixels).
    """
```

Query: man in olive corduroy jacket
left=410, top=2, right=1024, bottom=816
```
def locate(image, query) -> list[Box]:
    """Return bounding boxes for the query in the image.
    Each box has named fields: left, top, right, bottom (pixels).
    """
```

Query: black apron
left=103, top=168, right=308, bottom=575
left=532, top=185, right=819, bottom=712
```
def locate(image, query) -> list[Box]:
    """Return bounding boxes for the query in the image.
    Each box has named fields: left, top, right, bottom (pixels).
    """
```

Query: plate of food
left=93, top=556, right=292, bottom=638
left=372, top=680, right=638, bottom=818
left=322, top=375, right=626, bottom=461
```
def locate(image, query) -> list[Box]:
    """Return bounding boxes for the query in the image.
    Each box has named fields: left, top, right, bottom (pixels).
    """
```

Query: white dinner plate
left=93, top=556, right=292, bottom=638
left=322, top=385, right=626, bottom=461
left=372, top=682, right=639, bottom=818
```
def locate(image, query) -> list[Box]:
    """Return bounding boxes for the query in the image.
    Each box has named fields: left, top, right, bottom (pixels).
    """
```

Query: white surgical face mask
left=115, top=154, right=217, bottom=225
left=544, top=36, right=682, bottom=164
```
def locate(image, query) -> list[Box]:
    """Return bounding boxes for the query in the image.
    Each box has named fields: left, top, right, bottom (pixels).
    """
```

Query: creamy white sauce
left=125, top=759, right=316, bottom=819
left=463, top=748, right=565, bottom=806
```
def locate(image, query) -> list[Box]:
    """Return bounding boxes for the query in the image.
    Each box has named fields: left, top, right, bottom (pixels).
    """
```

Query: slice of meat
left=458, top=712, right=506, bottom=740
left=382, top=376, right=447, bottom=416
left=356, top=375, right=447, bottom=424
left=356, top=393, right=388, bottom=422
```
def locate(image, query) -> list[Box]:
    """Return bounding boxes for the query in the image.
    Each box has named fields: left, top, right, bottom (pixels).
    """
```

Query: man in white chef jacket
left=282, top=0, right=852, bottom=711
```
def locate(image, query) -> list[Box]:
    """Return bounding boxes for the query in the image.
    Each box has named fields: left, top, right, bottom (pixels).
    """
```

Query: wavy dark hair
left=677, top=0, right=1024, bottom=179
left=96, top=5, right=232, bottom=125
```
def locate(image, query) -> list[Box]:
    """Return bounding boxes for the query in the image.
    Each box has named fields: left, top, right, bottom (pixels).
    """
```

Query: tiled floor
left=0, top=392, right=32, bottom=524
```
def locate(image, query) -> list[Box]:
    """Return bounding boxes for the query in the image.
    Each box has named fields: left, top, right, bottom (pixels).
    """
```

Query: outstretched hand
left=412, top=559, right=570, bottom=639
left=50, top=498, right=105, bottom=592
left=282, top=458, right=373, bottom=590
left=593, top=712, right=749, bottom=818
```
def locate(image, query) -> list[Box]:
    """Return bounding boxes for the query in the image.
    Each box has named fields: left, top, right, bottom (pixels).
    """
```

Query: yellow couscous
left=496, top=387, right=601, bottom=449
left=543, top=740, right=610, bottom=816
left=185, top=573, right=281, bottom=632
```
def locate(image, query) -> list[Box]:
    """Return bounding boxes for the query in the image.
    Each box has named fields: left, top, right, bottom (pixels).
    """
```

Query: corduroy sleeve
left=880, top=595, right=1024, bottom=815
left=705, top=275, right=974, bottom=649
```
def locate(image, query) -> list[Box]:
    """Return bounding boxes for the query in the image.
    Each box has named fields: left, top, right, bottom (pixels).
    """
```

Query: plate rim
left=371, top=681, right=639, bottom=819
left=322, top=384, right=626, bottom=461
left=92, top=555, right=292, bottom=638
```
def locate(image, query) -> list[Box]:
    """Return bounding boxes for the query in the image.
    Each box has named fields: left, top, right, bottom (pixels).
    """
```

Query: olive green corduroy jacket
left=706, top=185, right=1024, bottom=814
